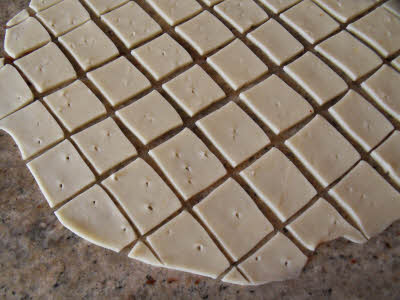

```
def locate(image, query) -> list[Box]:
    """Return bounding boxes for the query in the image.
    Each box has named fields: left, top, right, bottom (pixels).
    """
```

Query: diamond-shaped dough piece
left=6, top=9, right=29, bottom=27
left=222, top=268, right=249, bottom=285
left=258, top=0, right=301, bottom=14
left=0, top=65, right=33, bottom=120
left=5, top=17, right=51, bottom=59
left=29, top=0, right=62, bottom=12
left=116, top=91, right=183, bottom=145
left=194, top=178, right=273, bottom=260
left=87, top=56, right=151, bottom=107
left=102, top=158, right=182, bottom=234
left=286, top=115, right=360, bottom=187
left=162, top=65, right=226, bottom=117
left=101, top=2, right=162, bottom=49
left=149, top=128, right=226, bottom=200
left=196, top=102, right=270, bottom=167
left=146, top=0, right=202, bottom=26
left=55, top=185, right=136, bottom=252
left=14, top=42, right=77, bottom=93
left=238, top=233, right=308, bottom=285
left=287, top=198, right=366, bottom=251
left=240, top=148, right=317, bottom=222
left=132, top=34, right=193, bottom=81
left=329, top=90, right=394, bottom=152
left=240, top=75, right=313, bottom=134
left=280, top=0, right=339, bottom=44
left=44, top=80, right=107, bottom=133
left=128, top=241, right=163, bottom=267
left=147, top=211, right=230, bottom=279
left=284, top=52, right=348, bottom=106
left=0, top=101, right=64, bottom=160
left=329, top=161, right=400, bottom=239
left=27, top=140, right=96, bottom=207
left=207, top=39, right=268, bottom=91
left=83, top=0, right=129, bottom=16
left=72, top=118, right=137, bottom=175
left=384, top=0, right=400, bottom=18
left=393, top=56, right=400, bottom=71
left=200, top=0, right=223, bottom=7
left=59, top=21, right=119, bottom=71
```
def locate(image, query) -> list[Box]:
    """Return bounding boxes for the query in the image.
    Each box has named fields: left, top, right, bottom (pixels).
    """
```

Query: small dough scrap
left=55, top=185, right=136, bottom=252
left=15, top=42, right=77, bottom=93
left=44, top=80, right=107, bottom=133
left=72, top=118, right=137, bottom=175
left=384, top=0, right=400, bottom=18
left=287, top=198, right=366, bottom=251
left=27, top=140, right=95, bottom=207
left=149, top=128, right=226, bottom=200
left=88, top=56, right=151, bottom=107
left=101, top=2, right=162, bottom=49
left=392, top=56, right=400, bottom=71
left=222, top=268, right=249, bottom=285
left=37, top=0, right=90, bottom=37
left=116, top=91, right=183, bottom=145
left=240, top=75, right=313, bottom=134
left=207, top=39, right=268, bottom=91
left=146, top=0, right=202, bottom=26
left=194, top=178, right=273, bottom=260
left=238, top=233, right=308, bottom=285
left=316, top=31, right=382, bottom=81
left=284, top=52, right=348, bottom=106
left=29, top=0, right=62, bottom=12
left=83, top=0, right=129, bottom=16
left=200, top=0, right=223, bottom=7
left=280, top=0, right=339, bottom=44
left=329, top=90, right=394, bottom=152
left=147, top=211, right=230, bottom=279
left=329, top=161, right=400, bottom=239
left=59, top=20, right=119, bottom=71
left=240, top=148, right=317, bottom=222
left=175, top=11, right=234, bottom=56
left=196, top=102, right=270, bottom=167
left=247, top=19, right=304, bottom=66
left=0, top=101, right=64, bottom=160
left=286, top=115, right=361, bottom=188
left=128, top=241, right=163, bottom=267
left=259, top=0, right=301, bottom=14
left=0, top=65, right=33, bottom=120
left=162, top=65, right=226, bottom=117
left=6, top=9, right=29, bottom=27
left=102, top=158, right=182, bottom=234
left=5, top=17, right=51, bottom=59
left=132, top=34, right=193, bottom=81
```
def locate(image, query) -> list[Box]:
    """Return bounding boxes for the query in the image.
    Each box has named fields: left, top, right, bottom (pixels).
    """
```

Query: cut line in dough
left=128, top=241, right=163, bottom=267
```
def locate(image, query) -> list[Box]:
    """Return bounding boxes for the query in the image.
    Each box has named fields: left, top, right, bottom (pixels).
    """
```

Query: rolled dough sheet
left=384, top=0, right=400, bottom=18
left=6, top=9, right=29, bottom=27
left=200, top=0, right=224, bottom=7
left=393, top=56, right=400, bottom=71
left=146, top=0, right=202, bottom=26
left=128, top=241, right=163, bottom=267
left=222, top=268, right=249, bottom=285
left=29, top=0, right=62, bottom=12
left=83, top=0, right=129, bottom=16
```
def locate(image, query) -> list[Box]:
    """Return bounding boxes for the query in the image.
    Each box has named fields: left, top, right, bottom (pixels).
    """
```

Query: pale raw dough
left=84, top=0, right=129, bottom=16
left=200, top=0, right=223, bottom=7
left=240, top=148, right=317, bottom=222
left=329, top=161, right=400, bottom=239
left=29, top=0, right=62, bottom=12
left=384, top=0, right=400, bottom=18
left=146, top=0, right=202, bottom=26
left=147, top=211, right=230, bottom=279
left=6, top=9, right=29, bottom=27
left=259, top=0, right=300, bottom=14
left=72, top=118, right=137, bottom=175
left=116, top=91, right=183, bottom=145
left=149, top=128, right=226, bottom=200
left=128, top=241, right=163, bottom=267
left=392, top=56, right=400, bottom=71
left=0, top=58, right=4, bottom=68
left=102, top=158, right=182, bottom=234
left=222, top=268, right=248, bottom=285
left=55, top=185, right=136, bottom=252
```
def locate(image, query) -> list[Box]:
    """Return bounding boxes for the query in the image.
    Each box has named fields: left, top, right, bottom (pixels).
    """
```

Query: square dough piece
left=59, top=21, right=119, bottom=71
left=384, top=0, right=400, bottom=18
left=196, top=102, right=270, bottom=167
left=175, top=11, right=234, bottom=56
left=101, top=2, right=162, bottom=49
left=87, top=56, right=151, bottom=107
left=14, top=42, right=77, bottom=93
left=162, top=65, right=226, bottom=117
left=5, top=17, right=51, bottom=59
left=207, top=39, right=268, bottom=91
left=27, top=140, right=95, bottom=207
left=258, top=0, right=301, bottom=14
left=329, top=161, right=400, bottom=239
left=116, top=91, right=183, bottom=145
left=347, top=7, right=400, bottom=58
left=29, top=0, right=63, bottom=12
left=284, top=52, right=348, bottom=106
left=37, top=0, right=90, bottom=37
left=102, top=158, right=182, bottom=234
left=315, top=31, right=382, bottom=81
left=240, top=148, right=317, bottom=222
left=240, top=75, right=314, bottom=134
left=194, top=178, right=273, bottom=260
left=247, top=19, right=304, bottom=66
left=280, top=0, right=339, bottom=44
left=286, top=115, right=361, bottom=188
left=361, top=65, right=400, bottom=122
left=72, top=118, right=137, bottom=175
left=149, top=128, right=226, bottom=200
left=329, top=90, right=394, bottom=152
left=0, top=101, right=64, bottom=160
left=44, top=80, right=107, bottom=132
left=147, top=0, right=202, bottom=26
left=83, top=0, right=129, bottom=16
left=132, top=34, right=193, bottom=81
